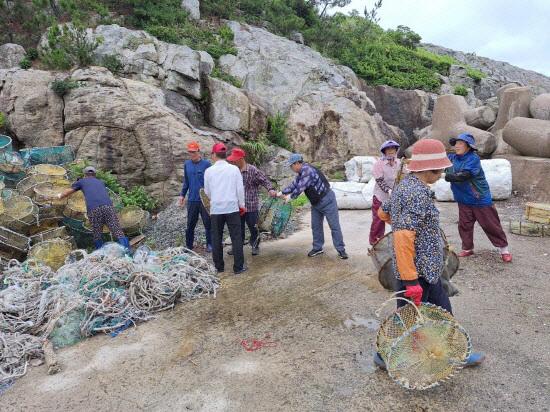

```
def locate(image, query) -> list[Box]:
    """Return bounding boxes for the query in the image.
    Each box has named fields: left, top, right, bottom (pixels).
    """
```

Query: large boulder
left=495, top=154, right=550, bottom=202
left=330, top=179, right=375, bottom=209
left=0, top=44, right=26, bottom=69
left=433, top=159, right=512, bottom=201
left=181, top=0, right=200, bottom=20
left=287, top=87, right=407, bottom=172
left=431, top=94, right=496, bottom=157
left=0, top=70, right=64, bottom=147
left=463, top=106, right=496, bottom=130
left=207, top=77, right=250, bottom=132
left=344, top=156, right=378, bottom=183
left=63, top=67, right=218, bottom=198
left=530, top=93, right=550, bottom=120
left=502, top=117, right=550, bottom=158
left=492, top=86, right=529, bottom=157
left=362, top=85, right=432, bottom=141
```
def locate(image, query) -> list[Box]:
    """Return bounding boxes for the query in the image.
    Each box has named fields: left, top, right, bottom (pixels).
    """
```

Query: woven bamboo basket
left=30, top=226, right=69, bottom=245
left=394, top=159, right=410, bottom=188
left=525, top=203, right=550, bottom=224
left=16, top=174, right=52, bottom=197
left=509, top=218, right=549, bottom=237
left=117, top=205, right=147, bottom=235
left=200, top=188, right=210, bottom=215
left=33, top=182, right=69, bottom=207
left=64, top=191, right=87, bottom=220
left=27, top=164, right=67, bottom=178
left=0, top=226, right=29, bottom=260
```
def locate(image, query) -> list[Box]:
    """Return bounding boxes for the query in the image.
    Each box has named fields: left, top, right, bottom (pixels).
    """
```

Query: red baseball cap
left=187, top=142, right=199, bottom=151
left=227, top=148, right=245, bottom=162
left=211, top=142, right=227, bottom=154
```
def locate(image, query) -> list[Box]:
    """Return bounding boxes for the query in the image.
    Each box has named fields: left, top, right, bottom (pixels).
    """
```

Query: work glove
left=57, top=193, right=63, bottom=199
left=283, top=194, right=291, bottom=204
left=276, top=191, right=283, bottom=197
left=268, top=190, right=278, bottom=197
left=404, top=284, right=423, bottom=306
left=239, top=206, right=246, bottom=216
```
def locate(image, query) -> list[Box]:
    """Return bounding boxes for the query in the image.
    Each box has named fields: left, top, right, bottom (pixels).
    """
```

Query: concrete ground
left=2, top=201, right=549, bottom=411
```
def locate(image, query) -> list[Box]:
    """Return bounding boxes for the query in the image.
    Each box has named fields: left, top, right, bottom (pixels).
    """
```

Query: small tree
left=308, top=1, right=352, bottom=18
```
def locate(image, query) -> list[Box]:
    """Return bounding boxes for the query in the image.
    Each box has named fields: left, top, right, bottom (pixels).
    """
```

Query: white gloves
left=277, top=191, right=283, bottom=197
left=283, top=194, right=291, bottom=204
left=57, top=193, right=63, bottom=199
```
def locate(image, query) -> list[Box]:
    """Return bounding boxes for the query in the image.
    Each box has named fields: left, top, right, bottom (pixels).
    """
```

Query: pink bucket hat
left=407, top=139, right=452, bottom=172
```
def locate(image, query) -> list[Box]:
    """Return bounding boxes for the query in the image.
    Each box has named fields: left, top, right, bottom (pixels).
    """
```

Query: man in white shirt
left=204, top=142, right=248, bottom=274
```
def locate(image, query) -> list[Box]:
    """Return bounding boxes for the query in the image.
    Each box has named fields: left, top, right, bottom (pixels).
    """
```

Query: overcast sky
left=338, top=0, right=550, bottom=76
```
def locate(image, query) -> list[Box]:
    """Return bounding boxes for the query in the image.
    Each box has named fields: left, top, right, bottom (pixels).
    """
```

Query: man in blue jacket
left=178, top=142, right=212, bottom=252
left=445, top=133, right=511, bottom=262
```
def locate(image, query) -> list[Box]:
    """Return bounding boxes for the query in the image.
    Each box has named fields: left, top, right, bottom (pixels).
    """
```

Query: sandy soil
left=2, top=200, right=549, bottom=412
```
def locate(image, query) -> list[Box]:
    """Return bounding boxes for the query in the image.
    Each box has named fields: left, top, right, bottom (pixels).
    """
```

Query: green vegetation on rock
left=454, top=85, right=468, bottom=96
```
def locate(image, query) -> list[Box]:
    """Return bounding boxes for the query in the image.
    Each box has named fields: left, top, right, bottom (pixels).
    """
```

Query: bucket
left=0, top=135, right=13, bottom=152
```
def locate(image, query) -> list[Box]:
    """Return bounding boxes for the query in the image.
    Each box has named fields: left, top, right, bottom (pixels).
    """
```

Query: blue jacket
left=181, top=158, right=211, bottom=202
left=446, top=151, right=492, bottom=207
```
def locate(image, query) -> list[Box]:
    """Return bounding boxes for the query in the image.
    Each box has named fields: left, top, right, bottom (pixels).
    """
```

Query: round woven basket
left=30, top=226, right=69, bottom=245
left=28, top=238, right=73, bottom=271
left=376, top=303, right=471, bottom=390
left=33, top=182, right=69, bottom=207
left=0, top=226, right=29, bottom=260
left=17, top=174, right=52, bottom=197
left=65, top=190, right=87, bottom=220
left=118, top=205, right=146, bottom=235
left=0, top=194, right=38, bottom=233
left=27, top=164, right=67, bottom=178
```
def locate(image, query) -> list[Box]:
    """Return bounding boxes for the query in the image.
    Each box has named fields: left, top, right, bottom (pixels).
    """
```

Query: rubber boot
left=185, top=229, right=194, bottom=250
left=93, top=239, right=104, bottom=250
left=118, top=237, right=130, bottom=252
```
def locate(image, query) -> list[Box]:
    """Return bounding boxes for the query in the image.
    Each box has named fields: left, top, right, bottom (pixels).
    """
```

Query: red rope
left=236, top=334, right=278, bottom=351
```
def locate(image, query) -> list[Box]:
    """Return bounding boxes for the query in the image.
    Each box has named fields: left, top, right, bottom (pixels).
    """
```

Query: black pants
left=396, top=277, right=453, bottom=315
left=211, top=211, right=244, bottom=273
left=241, top=211, right=258, bottom=246
left=186, top=201, right=211, bottom=249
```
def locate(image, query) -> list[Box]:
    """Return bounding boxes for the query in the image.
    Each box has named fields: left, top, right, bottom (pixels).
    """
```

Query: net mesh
left=28, top=219, right=59, bottom=236
left=30, top=226, right=68, bottom=245
left=0, top=226, right=29, bottom=259
left=377, top=303, right=471, bottom=390
left=28, top=238, right=74, bottom=271
left=2, top=189, right=13, bottom=200
left=26, top=164, right=67, bottom=178
left=65, top=191, right=87, bottom=220
left=509, top=218, right=549, bottom=237
left=0, top=195, right=38, bottom=233
left=0, top=135, right=13, bottom=151
left=0, top=170, right=27, bottom=189
left=33, top=182, right=69, bottom=207
left=257, top=197, right=292, bottom=237
left=16, top=174, right=52, bottom=197
left=0, top=151, right=24, bottom=174
left=20, top=146, right=74, bottom=168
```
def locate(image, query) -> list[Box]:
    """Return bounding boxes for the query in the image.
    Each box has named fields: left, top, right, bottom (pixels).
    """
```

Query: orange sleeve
left=377, top=207, right=391, bottom=224
left=394, top=230, right=418, bottom=282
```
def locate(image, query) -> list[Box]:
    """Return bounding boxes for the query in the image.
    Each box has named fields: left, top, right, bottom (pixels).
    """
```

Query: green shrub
left=210, top=66, right=242, bottom=88
left=0, top=112, right=7, bottom=129
left=466, top=67, right=487, bottom=80
left=20, top=58, right=31, bottom=69
left=454, top=85, right=468, bottom=96
left=329, top=172, right=344, bottom=180
left=51, top=78, right=81, bottom=97
left=291, top=193, right=310, bottom=210
left=27, top=47, right=39, bottom=60
left=100, top=54, right=122, bottom=73
left=242, top=137, right=268, bottom=165
left=267, top=112, right=292, bottom=150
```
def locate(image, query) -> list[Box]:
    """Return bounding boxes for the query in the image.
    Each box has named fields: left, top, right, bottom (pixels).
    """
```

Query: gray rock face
left=363, top=85, right=432, bottom=141
left=423, top=43, right=550, bottom=97
left=181, top=0, right=200, bottom=20
left=0, top=70, right=64, bottom=147
left=530, top=93, right=550, bottom=120
left=0, top=44, right=26, bottom=69
left=63, top=67, right=218, bottom=198
left=207, top=77, right=250, bottom=132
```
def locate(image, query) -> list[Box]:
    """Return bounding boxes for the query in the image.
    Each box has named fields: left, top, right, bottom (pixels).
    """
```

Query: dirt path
left=2, top=201, right=549, bottom=411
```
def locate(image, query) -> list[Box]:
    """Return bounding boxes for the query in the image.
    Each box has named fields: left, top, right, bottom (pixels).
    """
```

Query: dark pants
left=211, top=211, right=244, bottom=273
left=458, top=204, right=508, bottom=251
left=396, top=277, right=453, bottom=315
left=186, top=201, right=211, bottom=250
left=241, top=211, right=258, bottom=246
left=369, top=195, right=386, bottom=245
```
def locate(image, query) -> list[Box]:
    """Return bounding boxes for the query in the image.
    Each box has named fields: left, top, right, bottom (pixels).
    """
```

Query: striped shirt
left=242, top=164, right=274, bottom=212
left=282, top=163, right=328, bottom=199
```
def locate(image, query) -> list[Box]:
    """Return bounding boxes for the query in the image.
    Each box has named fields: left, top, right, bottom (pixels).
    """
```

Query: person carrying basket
left=373, top=139, right=484, bottom=369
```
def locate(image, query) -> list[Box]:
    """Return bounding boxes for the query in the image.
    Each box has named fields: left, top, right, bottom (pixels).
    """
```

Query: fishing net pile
left=1, top=243, right=219, bottom=383
left=376, top=302, right=471, bottom=390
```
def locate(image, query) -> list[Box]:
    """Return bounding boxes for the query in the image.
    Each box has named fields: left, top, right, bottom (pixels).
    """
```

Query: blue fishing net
left=20, top=146, right=74, bottom=168
left=257, top=197, right=292, bottom=237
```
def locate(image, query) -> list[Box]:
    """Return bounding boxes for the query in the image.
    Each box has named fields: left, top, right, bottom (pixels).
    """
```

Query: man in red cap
left=227, top=148, right=277, bottom=255
left=178, top=142, right=212, bottom=252
left=204, top=142, right=247, bottom=274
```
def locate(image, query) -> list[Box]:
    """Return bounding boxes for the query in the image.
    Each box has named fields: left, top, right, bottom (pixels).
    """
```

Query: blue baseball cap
left=285, top=153, right=303, bottom=166
left=450, top=133, right=478, bottom=150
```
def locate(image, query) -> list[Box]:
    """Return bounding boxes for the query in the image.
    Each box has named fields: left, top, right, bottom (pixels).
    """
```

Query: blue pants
left=396, top=277, right=453, bottom=315
left=241, top=211, right=258, bottom=245
left=186, top=201, right=211, bottom=249
left=311, top=189, right=345, bottom=252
